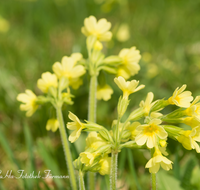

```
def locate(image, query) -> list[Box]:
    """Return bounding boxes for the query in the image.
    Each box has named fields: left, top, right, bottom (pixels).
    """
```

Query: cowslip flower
left=81, top=16, right=112, bottom=42
left=125, top=122, right=141, bottom=140
left=52, top=55, right=86, bottom=89
left=176, top=126, right=200, bottom=153
left=98, top=155, right=111, bottom=175
left=145, top=148, right=173, bottom=173
left=168, top=85, right=193, bottom=108
left=46, top=119, right=59, bottom=132
left=17, top=90, right=38, bottom=117
left=114, top=76, right=145, bottom=99
left=80, top=152, right=98, bottom=166
left=86, top=132, right=107, bottom=150
left=97, top=84, right=113, bottom=101
left=139, top=92, right=155, bottom=116
left=185, top=96, right=200, bottom=116
left=117, top=46, right=141, bottom=79
left=67, top=112, right=85, bottom=143
left=37, top=72, right=58, bottom=93
left=135, top=119, right=168, bottom=148
left=182, top=116, right=200, bottom=128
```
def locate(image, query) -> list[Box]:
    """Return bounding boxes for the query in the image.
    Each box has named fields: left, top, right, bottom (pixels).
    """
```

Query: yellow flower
left=86, top=132, right=107, bottom=150
left=81, top=16, right=112, bottom=41
left=176, top=126, right=200, bottom=153
left=117, top=46, right=141, bottom=79
left=37, top=72, right=58, bottom=93
left=183, top=116, right=200, bottom=128
left=99, top=155, right=111, bottom=175
left=139, top=92, right=155, bottom=116
left=17, top=90, right=38, bottom=117
left=80, top=152, right=97, bottom=166
left=94, top=40, right=103, bottom=50
left=97, top=84, right=113, bottom=101
left=114, top=76, right=145, bottom=99
left=185, top=96, right=200, bottom=116
left=46, top=119, right=59, bottom=132
left=0, top=16, right=10, bottom=33
left=52, top=55, right=85, bottom=89
left=116, top=23, right=130, bottom=42
left=135, top=119, right=168, bottom=148
left=67, top=112, right=85, bottom=143
left=125, top=122, right=141, bottom=140
left=145, top=148, right=173, bottom=173
left=168, top=85, right=193, bottom=108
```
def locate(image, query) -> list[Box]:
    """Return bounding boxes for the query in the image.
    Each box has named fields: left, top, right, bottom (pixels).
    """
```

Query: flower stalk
left=110, top=152, right=118, bottom=190
left=56, top=105, right=77, bottom=190
left=151, top=149, right=156, bottom=190
left=79, top=170, right=86, bottom=190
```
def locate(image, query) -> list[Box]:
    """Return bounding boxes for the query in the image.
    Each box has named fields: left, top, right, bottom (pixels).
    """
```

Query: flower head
left=98, top=155, right=111, bottom=175
left=80, top=152, right=97, bottom=166
left=46, top=119, right=59, bottom=132
left=114, top=76, right=145, bottom=99
left=145, top=148, right=173, bottom=173
left=185, top=96, right=200, bottom=117
left=17, top=90, right=38, bottom=117
left=176, top=126, right=200, bottom=153
left=135, top=119, right=168, bottom=148
left=81, top=16, right=112, bottom=41
left=168, top=85, right=193, bottom=108
left=37, top=72, right=58, bottom=93
left=67, top=112, right=85, bottom=143
left=97, top=84, right=113, bottom=101
left=117, top=46, right=141, bottom=79
left=52, top=54, right=85, bottom=89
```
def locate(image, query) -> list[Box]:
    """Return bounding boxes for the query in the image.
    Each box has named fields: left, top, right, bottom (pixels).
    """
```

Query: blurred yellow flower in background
left=97, top=84, right=113, bottom=101
left=0, top=16, right=10, bottom=33
left=118, top=46, right=141, bottom=79
left=46, top=119, right=59, bottom=132
left=81, top=16, right=112, bottom=41
left=37, top=72, right=58, bottom=93
left=67, top=112, right=85, bottom=143
left=168, top=85, right=193, bottom=108
left=145, top=148, right=173, bottom=173
left=17, top=90, right=38, bottom=117
left=116, top=23, right=130, bottom=42
left=52, top=54, right=85, bottom=89
left=114, top=76, right=145, bottom=99
left=99, top=155, right=111, bottom=175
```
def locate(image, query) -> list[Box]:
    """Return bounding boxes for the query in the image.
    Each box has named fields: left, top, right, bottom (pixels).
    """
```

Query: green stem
left=56, top=106, right=77, bottom=190
left=110, top=152, right=118, bottom=190
left=79, top=170, right=86, bottom=190
left=151, top=149, right=156, bottom=190
left=88, top=74, right=97, bottom=190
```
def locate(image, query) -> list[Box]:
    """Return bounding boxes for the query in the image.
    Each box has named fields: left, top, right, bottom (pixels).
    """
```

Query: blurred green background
left=1, top=0, right=200, bottom=189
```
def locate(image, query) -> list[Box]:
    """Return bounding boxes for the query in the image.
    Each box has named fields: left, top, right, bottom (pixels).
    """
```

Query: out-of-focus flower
left=80, top=152, right=97, bottom=166
left=145, top=148, right=173, bottom=173
left=125, top=122, right=141, bottom=140
left=37, top=72, right=58, bottom=93
left=117, top=47, right=141, bottom=79
left=185, top=96, right=200, bottom=117
left=52, top=54, right=85, bottom=89
left=97, top=84, right=113, bottom=101
left=94, top=40, right=103, bottom=50
left=46, top=119, right=59, bottom=132
left=142, top=52, right=152, bottom=63
left=135, top=119, right=167, bottom=148
left=168, top=85, right=193, bottom=108
left=81, top=16, right=112, bottom=42
left=176, top=126, right=200, bottom=153
left=17, top=90, right=38, bottom=117
left=116, top=23, right=130, bottom=42
left=114, top=76, right=145, bottom=99
left=98, top=155, right=111, bottom=175
left=67, top=112, right=85, bottom=143
left=0, top=16, right=10, bottom=33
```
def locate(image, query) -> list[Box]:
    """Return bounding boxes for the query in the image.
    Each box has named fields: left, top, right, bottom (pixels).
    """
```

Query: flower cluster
left=17, top=53, right=86, bottom=132
left=69, top=76, right=200, bottom=174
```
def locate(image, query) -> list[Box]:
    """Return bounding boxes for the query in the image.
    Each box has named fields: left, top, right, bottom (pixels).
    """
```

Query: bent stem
left=56, top=106, right=77, bottom=190
left=151, top=149, right=156, bottom=190
left=110, top=152, right=118, bottom=190
left=87, top=74, right=97, bottom=190
left=79, top=170, right=86, bottom=190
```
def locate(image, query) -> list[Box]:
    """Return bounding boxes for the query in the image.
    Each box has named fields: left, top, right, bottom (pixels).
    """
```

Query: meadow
left=0, top=0, right=200, bottom=189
